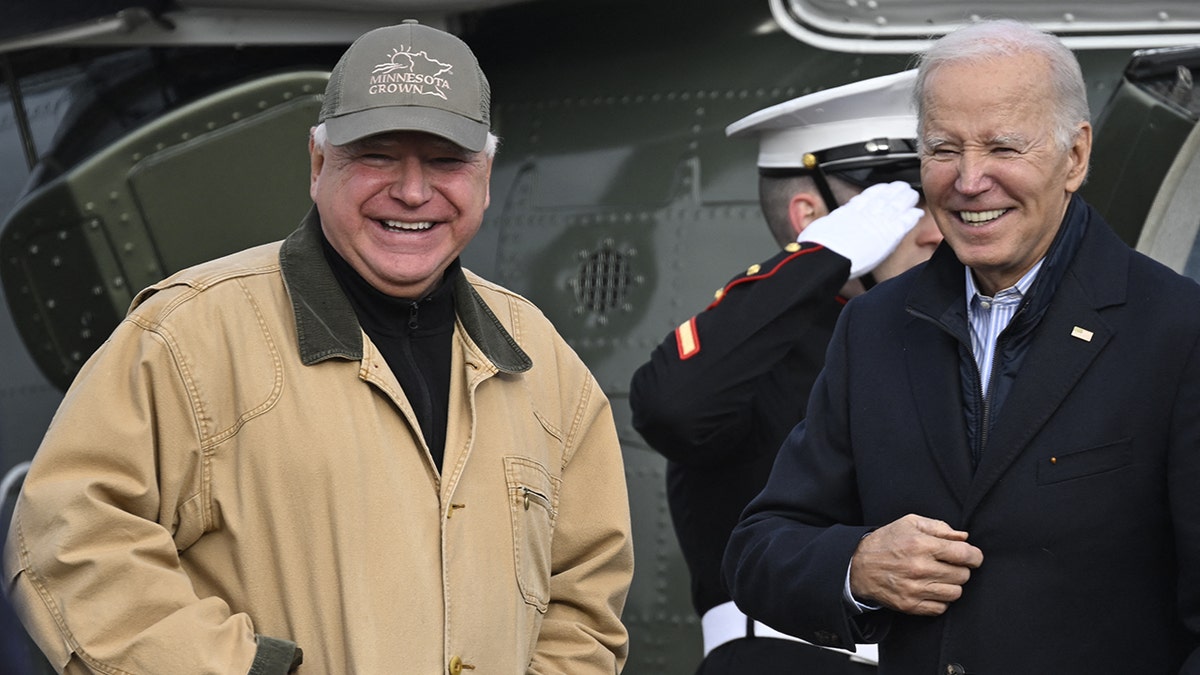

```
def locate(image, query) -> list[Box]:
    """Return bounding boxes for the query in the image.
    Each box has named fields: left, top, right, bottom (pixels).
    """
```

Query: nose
left=388, top=158, right=433, bottom=205
left=953, top=151, right=993, bottom=196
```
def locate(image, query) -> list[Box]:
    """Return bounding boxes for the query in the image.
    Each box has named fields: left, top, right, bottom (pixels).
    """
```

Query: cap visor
left=325, top=106, right=487, bottom=151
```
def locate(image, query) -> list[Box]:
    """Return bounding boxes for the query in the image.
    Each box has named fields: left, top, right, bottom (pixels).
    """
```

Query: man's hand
left=849, top=514, right=983, bottom=616
left=799, top=181, right=923, bottom=279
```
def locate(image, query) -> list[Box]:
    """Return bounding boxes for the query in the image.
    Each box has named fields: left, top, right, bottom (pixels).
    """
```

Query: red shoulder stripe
left=675, top=316, right=701, bottom=360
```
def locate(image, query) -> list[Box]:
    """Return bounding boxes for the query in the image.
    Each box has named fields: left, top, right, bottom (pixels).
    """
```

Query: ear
left=309, top=131, right=325, bottom=202
left=788, top=192, right=824, bottom=237
left=1065, top=121, right=1093, bottom=193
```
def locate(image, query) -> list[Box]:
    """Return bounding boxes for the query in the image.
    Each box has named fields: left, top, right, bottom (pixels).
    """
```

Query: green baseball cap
left=319, top=20, right=490, bottom=151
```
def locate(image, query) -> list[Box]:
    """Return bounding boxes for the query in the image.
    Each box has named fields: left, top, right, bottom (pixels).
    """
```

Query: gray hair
left=310, top=122, right=500, bottom=158
left=913, top=19, right=1089, bottom=152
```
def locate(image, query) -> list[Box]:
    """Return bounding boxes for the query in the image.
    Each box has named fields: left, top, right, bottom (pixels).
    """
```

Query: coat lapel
left=962, top=216, right=1130, bottom=517
left=906, top=305, right=975, bottom=507
left=905, top=246, right=977, bottom=507
left=964, top=277, right=1111, bottom=514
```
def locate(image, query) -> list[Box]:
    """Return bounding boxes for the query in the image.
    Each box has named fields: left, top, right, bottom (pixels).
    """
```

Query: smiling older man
left=723, top=19, right=1200, bottom=674
left=4, top=20, right=633, bottom=675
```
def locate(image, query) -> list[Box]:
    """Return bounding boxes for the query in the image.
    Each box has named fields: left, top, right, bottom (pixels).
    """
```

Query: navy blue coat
left=724, top=196, right=1200, bottom=674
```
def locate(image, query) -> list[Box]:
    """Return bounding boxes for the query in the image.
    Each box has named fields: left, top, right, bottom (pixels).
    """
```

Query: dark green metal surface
left=0, top=71, right=326, bottom=390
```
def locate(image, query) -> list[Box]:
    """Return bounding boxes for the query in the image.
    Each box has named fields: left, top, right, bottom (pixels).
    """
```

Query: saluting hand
left=798, top=181, right=923, bottom=280
left=848, top=513, right=983, bottom=616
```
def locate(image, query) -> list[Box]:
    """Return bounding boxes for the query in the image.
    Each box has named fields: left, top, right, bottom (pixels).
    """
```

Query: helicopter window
left=1137, top=115, right=1200, bottom=282
left=774, top=1, right=1200, bottom=52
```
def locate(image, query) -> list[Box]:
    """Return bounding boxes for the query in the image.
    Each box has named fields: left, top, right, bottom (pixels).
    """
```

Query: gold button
left=714, top=288, right=725, bottom=301
left=785, top=242, right=800, bottom=252
left=746, top=264, right=761, bottom=275
left=449, top=655, right=462, bottom=675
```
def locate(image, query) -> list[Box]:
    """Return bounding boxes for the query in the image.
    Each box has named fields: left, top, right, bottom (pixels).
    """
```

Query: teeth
left=382, top=220, right=433, bottom=231
left=960, top=209, right=1007, bottom=224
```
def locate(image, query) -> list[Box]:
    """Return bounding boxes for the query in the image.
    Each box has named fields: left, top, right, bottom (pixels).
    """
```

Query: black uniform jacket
left=630, top=242, right=849, bottom=616
left=724, top=195, right=1200, bottom=674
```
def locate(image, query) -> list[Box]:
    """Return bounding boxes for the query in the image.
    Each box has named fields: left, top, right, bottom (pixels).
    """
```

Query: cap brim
left=324, top=105, right=488, bottom=151
left=726, top=69, right=918, bottom=139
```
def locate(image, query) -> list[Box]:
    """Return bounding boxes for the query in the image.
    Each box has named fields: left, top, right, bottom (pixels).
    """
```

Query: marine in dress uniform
left=629, top=69, right=936, bottom=674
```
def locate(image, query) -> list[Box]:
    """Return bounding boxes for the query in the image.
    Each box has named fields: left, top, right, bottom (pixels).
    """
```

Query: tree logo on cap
left=368, top=47, right=453, bottom=100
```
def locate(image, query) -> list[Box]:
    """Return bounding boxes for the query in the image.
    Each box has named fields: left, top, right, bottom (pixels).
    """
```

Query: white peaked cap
left=727, top=69, right=918, bottom=169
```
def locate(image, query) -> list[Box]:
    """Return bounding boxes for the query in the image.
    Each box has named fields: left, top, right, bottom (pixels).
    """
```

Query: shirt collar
left=965, top=258, right=1045, bottom=309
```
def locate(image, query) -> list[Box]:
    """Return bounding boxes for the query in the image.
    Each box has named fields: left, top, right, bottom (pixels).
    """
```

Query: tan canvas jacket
left=4, top=210, right=633, bottom=674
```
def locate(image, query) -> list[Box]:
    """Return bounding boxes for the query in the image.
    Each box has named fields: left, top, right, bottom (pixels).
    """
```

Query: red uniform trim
left=705, top=244, right=827, bottom=311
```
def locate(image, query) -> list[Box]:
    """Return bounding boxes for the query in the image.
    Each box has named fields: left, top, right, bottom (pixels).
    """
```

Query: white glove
left=798, top=181, right=923, bottom=279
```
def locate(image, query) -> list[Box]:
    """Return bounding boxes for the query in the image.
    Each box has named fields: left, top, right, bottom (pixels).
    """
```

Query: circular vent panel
left=575, top=244, right=633, bottom=314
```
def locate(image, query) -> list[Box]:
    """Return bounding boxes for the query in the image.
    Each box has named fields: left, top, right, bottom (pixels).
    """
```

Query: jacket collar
left=279, top=207, right=531, bottom=373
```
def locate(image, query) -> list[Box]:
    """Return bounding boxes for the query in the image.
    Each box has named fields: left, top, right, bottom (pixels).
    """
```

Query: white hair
left=913, top=19, right=1089, bottom=152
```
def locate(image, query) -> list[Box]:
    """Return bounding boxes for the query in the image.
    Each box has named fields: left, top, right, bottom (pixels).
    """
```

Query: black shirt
left=321, top=236, right=456, bottom=469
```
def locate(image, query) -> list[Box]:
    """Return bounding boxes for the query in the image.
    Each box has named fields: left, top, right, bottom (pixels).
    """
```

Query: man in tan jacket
left=3, top=20, right=633, bottom=674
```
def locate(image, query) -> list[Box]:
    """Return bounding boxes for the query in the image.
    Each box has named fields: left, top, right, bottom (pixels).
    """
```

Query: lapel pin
left=1071, top=326, right=1094, bottom=342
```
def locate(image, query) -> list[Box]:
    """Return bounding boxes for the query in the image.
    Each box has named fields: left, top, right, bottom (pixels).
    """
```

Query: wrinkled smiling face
left=919, top=52, right=1090, bottom=295
left=310, top=130, right=492, bottom=298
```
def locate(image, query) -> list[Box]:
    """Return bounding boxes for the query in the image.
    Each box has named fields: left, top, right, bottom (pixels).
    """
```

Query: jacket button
left=945, top=664, right=966, bottom=675
left=449, top=655, right=462, bottom=675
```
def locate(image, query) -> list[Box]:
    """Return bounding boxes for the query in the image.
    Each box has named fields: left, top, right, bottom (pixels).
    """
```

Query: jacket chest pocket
left=504, top=456, right=560, bottom=611
left=1036, top=438, right=1132, bottom=485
